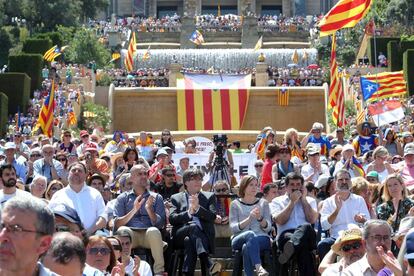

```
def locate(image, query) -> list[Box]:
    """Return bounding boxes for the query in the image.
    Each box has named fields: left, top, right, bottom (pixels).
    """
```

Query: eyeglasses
left=255, top=164, right=263, bottom=168
left=369, top=235, right=390, bottom=243
left=215, top=188, right=228, bottom=193
left=0, top=222, right=45, bottom=235
left=341, top=241, right=362, bottom=252
left=64, top=134, right=71, bottom=137
left=30, top=154, right=42, bottom=157
left=164, top=174, right=175, bottom=177
left=57, top=158, right=67, bottom=162
left=88, top=247, right=111, bottom=255
left=81, top=135, right=89, bottom=138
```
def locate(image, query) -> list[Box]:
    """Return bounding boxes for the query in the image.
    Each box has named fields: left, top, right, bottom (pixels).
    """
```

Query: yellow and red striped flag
left=37, top=80, right=56, bottom=137
left=318, top=0, right=373, bottom=37
left=176, top=74, right=251, bottom=130
left=142, top=46, right=151, bottom=61
left=125, top=32, right=136, bottom=72
left=278, top=88, right=289, bottom=106
left=330, top=34, right=346, bottom=127
left=43, top=45, right=57, bottom=61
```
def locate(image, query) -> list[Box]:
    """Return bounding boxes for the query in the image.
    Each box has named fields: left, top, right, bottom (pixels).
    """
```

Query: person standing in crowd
left=42, top=232, right=86, bottom=276
left=77, top=130, right=95, bottom=156
left=382, top=128, right=403, bottom=157
left=158, top=129, right=176, bottom=152
left=48, top=162, right=107, bottom=235
left=396, top=143, right=414, bottom=187
left=58, top=130, right=77, bottom=154
left=366, top=146, right=395, bottom=183
left=169, top=168, right=217, bottom=276
left=104, top=130, right=127, bottom=154
left=260, top=144, right=280, bottom=190
left=319, top=169, right=370, bottom=259
left=0, top=164, right=32, bottom=207
left=343, top=219, right=402, bottom=275
left=255, top=127, right=275, bottom=160
left=13, top=131, right=30, bottom=160
left=83, top=143, right=110, bottom=181
left=284, top=128, right=304, bottom=163
left=0, top=197, right=56, bottom=275
left=153, top=167, right=182, bottom=200
left=319, top=227, right=365, bottom=275
left=136, top=131, right=155, bottom=164
left=352, top=122, right=379, bottom=157
left=331, top=127, right=349, bottom=147
left=33, top=144, right=65, bottom=183
left=271, top=172, right=319, bottom=275
left=301, top=122, right=331, bottom=157
left=230, top=175, right=272, bottom=276
left=301, top=145, right=329, bottom=183
left=272, top=145, right=299, bottom=181
left=113, top=164, right=167, bottom=276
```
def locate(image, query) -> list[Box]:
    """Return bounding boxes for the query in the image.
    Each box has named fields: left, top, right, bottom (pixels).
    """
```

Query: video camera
left=212, top=134, right=228, bottom=167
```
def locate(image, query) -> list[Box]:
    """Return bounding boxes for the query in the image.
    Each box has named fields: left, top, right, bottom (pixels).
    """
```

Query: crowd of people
left=257, top=15, right=316, bottom=33
left=195, top=14, right=242, bottom=32
left=102, top=68, right=170, bottom=88
left=3, top=112, right=414, bottom=275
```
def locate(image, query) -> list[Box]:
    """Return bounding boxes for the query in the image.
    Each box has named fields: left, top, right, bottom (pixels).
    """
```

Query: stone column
left=180, top=16, right=196, bottom=49
left=238, top=0, right=256, bottom=15
left=241, top=16, right=259, bottom=49
left=282, top=0, right=292, bottom=16
left=255, top=62, right=268, bottom=87
left=148, top=0, right=157, bottom=17
left=168, top=63, right=183, bottom=87
left=183, top=0, right=198, bottom=17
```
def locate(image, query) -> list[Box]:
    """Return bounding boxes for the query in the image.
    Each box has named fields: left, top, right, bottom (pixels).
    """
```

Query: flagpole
left=371, top=17, right=381, bottom=129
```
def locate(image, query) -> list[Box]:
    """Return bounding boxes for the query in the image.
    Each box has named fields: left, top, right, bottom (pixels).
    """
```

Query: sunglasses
left=255, top=164, right=263, bottom=168
left=111, top=244, right=122, bottom=251
left=64, top=134, right=71, bottom=137
left=88, top=247, right=111, bottom=255
left=57, top=158, right=67, bottom=162
left=30, top=154, right=41, bottom=157
left=215, top=188, right=228, bottom=193
left=341, top=241, right=362, bottom=252
left=164, top=174, right=175, bottom=177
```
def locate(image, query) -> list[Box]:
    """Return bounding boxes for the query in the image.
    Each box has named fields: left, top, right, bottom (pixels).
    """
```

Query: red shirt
left=261, top=159, right=275, bottom=191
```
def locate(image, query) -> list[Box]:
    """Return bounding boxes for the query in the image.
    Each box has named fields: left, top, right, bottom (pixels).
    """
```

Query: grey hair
left=334, top=169, right=351, bottom=180
left=3, top=197, right=55, bottom=236
left=44, top=232, right=86, bottom=267
left=362, top=219, right=393, bottom=240
left=30, top=175, right=48, bottom=191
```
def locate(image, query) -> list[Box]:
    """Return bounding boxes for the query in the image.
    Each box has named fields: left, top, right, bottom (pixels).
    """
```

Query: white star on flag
left=366, top=84, right=374, bottom=92
left=361, top=141, right=371, bottom=152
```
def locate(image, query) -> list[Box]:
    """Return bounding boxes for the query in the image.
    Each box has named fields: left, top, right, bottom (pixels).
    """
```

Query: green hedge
left=34, top=32, right=64, bottom=47
left=0, top=92, right=8, bottom=137
left=387, top=41, right=399, bottom=71
left=0, top=73, right=30, bottom=115
left=403, top=50, right=414, bottom=96
left=367, top=37, right=399, bottom=66
left=22, top=38, right=52, bottom=55
left=9, top=54, right=43, bottom=91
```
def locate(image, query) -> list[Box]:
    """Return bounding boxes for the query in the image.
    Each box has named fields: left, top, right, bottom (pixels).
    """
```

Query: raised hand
left=145, top=195, right=155, bottom=211
left=334, top=193, right=343, bottom=211
left=290, top=190, right=302, bottom=204
left=133, top=195, right=144, bottom=212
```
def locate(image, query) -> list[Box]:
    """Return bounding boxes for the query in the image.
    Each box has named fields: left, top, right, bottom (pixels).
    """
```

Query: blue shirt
left=308, top=135, right=331, bottom=156
left=33, top=158, right=64, bottom=183
left=114, top=189, right=166, bottom=229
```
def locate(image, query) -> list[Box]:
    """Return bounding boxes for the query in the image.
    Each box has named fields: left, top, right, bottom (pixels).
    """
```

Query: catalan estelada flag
left=125, top=32, right=136, bottom=72
left=360, top=71, right=407, bottom=102
left=36, top=80, right=56, bottom=137
left=177, top=73, right=251, bottom=130
left=189, top=30, right=204, bottom=45
left=278, top=88, right=289, bottom=106
left=67, top=106, right=77, bottom=126
left=43, top=45, right=57, bottom=61
left=318, top=0, right=372, bottom=37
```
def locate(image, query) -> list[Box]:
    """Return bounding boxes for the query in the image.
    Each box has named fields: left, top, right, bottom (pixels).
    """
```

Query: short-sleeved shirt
left=49, top=184, right=107, bottom=230
left=270, top=194, right=317, bottom=238
left=33, top=158, right=65, bottom=183
left=342, top=255, right=377, bottom=276
left=308, top=136, right=331, bottom=156
left=113, top=189, right=166, bottom=229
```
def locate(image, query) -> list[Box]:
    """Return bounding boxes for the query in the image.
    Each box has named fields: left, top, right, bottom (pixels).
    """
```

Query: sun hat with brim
left=366, top=171, right=379, bottom=179
left=110, top=152, right=124, bottom=164
left=404, top=230, right=414, bottom=259
left=331, top=228, right=363, bottom=254
left=307, top=143, right=320, bottom=156
left=342, top=143, right=355, bottom=152
left=405, top=143, right=414, bottom=156
left=330, top=146, right=343, bottom=158
left=356, top=121, right=376, bottom=135
left=393, top=217, right=414, bottom=241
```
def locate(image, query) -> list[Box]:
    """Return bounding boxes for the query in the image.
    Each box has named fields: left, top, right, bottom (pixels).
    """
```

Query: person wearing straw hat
left=319, top=226, right=365, bottom=275
left=352, top=121, right=379, bottom=157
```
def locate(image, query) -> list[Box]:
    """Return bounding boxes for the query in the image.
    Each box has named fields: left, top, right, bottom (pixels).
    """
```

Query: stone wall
left=110, top=86, right=328, bottom=132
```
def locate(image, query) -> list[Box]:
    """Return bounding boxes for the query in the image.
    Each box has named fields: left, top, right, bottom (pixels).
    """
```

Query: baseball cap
left=3, top=142, right=16, bottom=150
left=84, top=143, right=98, bottom=152
left=80, top=130, right=89, bottom=137
left=315, top=175, right=331, bottom=189
left=366, top=171, right=379, bottom=179
left=307, top=146, right=320, bottom=156
left=115, top=228, right=132, bottom=241
left=156, top=149, right=168, bottom=158
left=405, top=230, right=414, bottom=259
left=342, top=144, right=355, bottom=152
left=51, top=204, right=83, bottom=229
left=404, top=143, right=414, bottom=156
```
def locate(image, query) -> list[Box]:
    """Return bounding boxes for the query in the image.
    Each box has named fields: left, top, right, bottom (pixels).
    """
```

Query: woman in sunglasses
left=85, top=235, right=117, bottom=273
left=107, top=236, right=123, bottom=262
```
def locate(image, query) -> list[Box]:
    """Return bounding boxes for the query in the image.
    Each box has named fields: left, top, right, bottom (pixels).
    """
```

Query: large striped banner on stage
left=177, top=73, right=251, bottom=131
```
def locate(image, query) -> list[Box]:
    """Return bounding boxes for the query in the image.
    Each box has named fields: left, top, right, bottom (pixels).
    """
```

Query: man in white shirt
left=318, top=169, right=370, bottom=259
left=270, top=172, right=319, bottom=275
left=0, top=164, right=32, bottom=208
left=343, top=219, right=401, bottom=276
left=49, top=162, right=107, bottom=234
left=301, top=146, right=329, bottom=184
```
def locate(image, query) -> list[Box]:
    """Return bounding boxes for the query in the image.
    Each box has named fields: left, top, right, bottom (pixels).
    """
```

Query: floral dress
left=377, top=198, right=414, bottom=231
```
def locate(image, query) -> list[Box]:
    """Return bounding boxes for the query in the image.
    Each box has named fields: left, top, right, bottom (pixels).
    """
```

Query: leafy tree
left=80, top=102, right=111, bottom=132
left=56, top=25, right=76, bottom=45
left=386, top=0, right=414, bottom=27
left=0, top=28, right=12, bottom=65
left=80, top=0, right=109, bottom=21
left=65, top=28, right=110, bottom=68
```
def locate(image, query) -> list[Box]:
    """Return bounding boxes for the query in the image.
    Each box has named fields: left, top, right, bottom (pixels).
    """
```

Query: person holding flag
left=352, top=122, right=379, bottom=157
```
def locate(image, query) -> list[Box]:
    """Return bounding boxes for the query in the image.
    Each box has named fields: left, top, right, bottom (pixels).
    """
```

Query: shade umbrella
left=287, top=63, right=298, bottom=68
left=308, top=64, right=319, bottom=69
